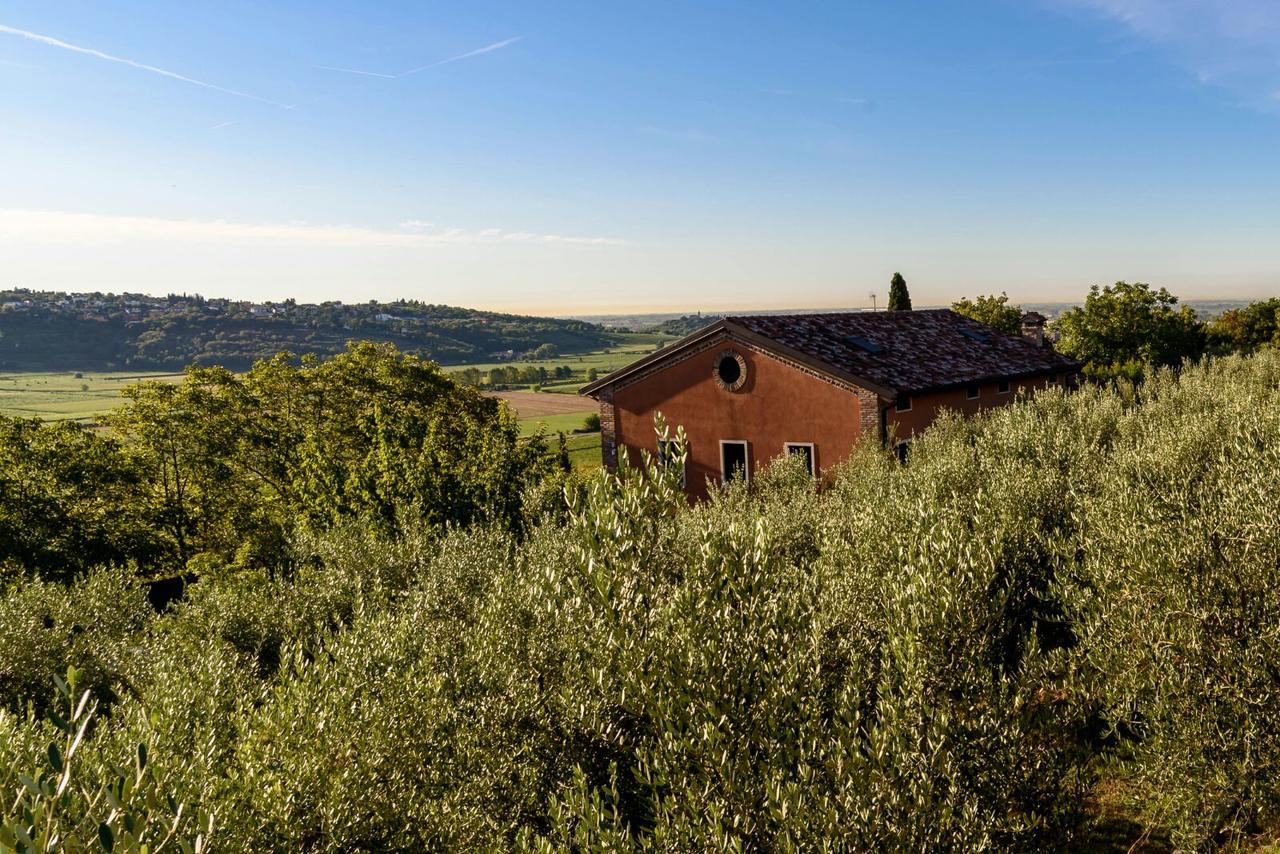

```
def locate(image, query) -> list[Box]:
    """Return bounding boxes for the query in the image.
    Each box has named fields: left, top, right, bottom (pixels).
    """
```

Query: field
left=0, top=369, right=606, bottom=467
left=0, top=371, right=184, bottom=424
left=443, top=334, right=668, bottom=378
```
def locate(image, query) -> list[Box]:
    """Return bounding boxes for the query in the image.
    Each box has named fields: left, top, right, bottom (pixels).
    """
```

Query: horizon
left=3, top=1, right=1280, bottom=310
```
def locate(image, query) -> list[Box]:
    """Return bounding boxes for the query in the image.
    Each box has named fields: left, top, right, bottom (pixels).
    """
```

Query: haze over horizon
left=3, top=1, right=1279, bottom=313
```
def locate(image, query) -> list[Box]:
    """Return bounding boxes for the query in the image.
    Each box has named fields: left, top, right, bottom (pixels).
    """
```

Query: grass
left=518, top=412, right=596, bottom=438
left=0, top=371, right=184, bottom=423
left=0, top=337, right=657, bottom=426
left=564, top=431, right=602, bottom=469
left=445, top=337, right=669, bottom=391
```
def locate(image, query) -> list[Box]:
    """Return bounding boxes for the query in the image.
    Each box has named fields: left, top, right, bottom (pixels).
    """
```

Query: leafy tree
left=533, top=342, right=559, bottom=359
left=888, top=272, right=912, bottom=311
left=1207, top=298, right=1280, bottom=353
left=952, top=292, right=1022, bottom=334
left=1052, top=281, right=1205, bottom=380
left=107, top=342, right=559, bottom=574
left=0, top=418, right=159, bottom=581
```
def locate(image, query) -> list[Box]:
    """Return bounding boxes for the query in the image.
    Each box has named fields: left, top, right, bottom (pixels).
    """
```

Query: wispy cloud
left=0, top=22, right=292, bottom=108
left=316, top=35, right=523, bottom=80
left=209, top=119, right=241, bottom=130
left=1050, top=0, right=1280, bottom=106
left=0, top=209, right=626, bottom=247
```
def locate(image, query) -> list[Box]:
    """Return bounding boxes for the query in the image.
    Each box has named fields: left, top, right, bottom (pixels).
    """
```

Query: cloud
left=0, top=22, right=293, bottom=108
left=1050, top=0, right=1280, bottom=105
left=209, top=118, right=242, bottom=130
left=0, top=209, right=626, bottom=247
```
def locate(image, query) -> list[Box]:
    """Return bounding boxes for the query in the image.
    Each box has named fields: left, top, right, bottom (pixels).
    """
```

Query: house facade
left=581, top=309, right=1080, bottom=498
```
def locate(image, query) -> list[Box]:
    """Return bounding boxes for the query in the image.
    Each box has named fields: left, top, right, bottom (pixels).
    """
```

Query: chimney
left=1020, top=311, right=1047, bottom=346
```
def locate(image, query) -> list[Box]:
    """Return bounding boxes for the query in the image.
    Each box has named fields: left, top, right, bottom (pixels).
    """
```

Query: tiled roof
left=726, top=309, right=1079, bottom=394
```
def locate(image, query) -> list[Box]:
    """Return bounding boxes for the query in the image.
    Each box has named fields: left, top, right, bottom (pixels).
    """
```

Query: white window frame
left=719, top=439, right=750, bottom=484
left=997, top=379, right=1011, bottom=395
left=966, top=384, right=980, bottom=400
left=783, top=442, right=816, bottom=476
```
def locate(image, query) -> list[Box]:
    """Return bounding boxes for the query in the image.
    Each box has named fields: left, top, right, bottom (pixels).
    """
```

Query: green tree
left=0, top=417, right=159, bottom=581
left=1207, top=298, right=1280, bottom=353
left=1052, top=281, right=1205, bottom=380
left=888, top=272, right=912, bottom=311
left=951, top=292, right=1022, bottom=334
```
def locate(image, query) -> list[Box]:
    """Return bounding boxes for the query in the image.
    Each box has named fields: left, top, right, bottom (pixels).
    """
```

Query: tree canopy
left=1051, top=282, right=1205, bottom=380
left=951, top=292, right=1022, bottom=334
left=887, top=273, right=912, bottom=311
left=1207, top=298, right=1280, bottom=353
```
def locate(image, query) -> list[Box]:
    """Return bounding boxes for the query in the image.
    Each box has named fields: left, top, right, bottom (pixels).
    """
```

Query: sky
left=1, top=0, right=1279, bottom=314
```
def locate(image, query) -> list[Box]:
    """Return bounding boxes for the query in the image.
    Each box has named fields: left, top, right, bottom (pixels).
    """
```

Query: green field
left=444, top=335, right=667, bottom=377
left=0, top=368, right=606, bottom=468
left=0, top=336, right=660, bottom=426
left=0, top=371, right=185, bottom=424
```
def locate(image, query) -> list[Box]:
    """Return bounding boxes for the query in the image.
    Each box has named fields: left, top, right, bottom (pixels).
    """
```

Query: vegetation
left=887, top=272, right=912, bottom=311
left=1206, top=297, right=1280, bottom=353
left=952, top=291, right=1023, bottom=334
left=1052, top=282, right=1205, bottom=381
left=0, top=343, right=561, bottom=582
left=3, top=348, right=1280, bottom=848
left=0, top=289, right=615, bottom=372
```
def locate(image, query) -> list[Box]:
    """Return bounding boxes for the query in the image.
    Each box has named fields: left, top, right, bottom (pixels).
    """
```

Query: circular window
left=714, top=350, right=747, bottom=391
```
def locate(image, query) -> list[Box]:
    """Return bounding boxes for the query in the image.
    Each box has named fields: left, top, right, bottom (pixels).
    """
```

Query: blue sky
left=1, top=1, right=1278, bottom=313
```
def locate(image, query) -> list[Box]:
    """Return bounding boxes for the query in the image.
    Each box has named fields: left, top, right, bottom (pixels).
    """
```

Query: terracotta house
left=581, top=309, right=1080, bottom=498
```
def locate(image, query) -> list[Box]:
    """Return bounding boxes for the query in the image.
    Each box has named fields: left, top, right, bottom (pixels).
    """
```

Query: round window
left=714, top=350, right=747, bottom=391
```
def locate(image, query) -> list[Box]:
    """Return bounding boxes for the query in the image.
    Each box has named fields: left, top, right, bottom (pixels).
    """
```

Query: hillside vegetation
left=3, top=349, right=1280, bottom=849
left=0, top=290, right=613, bottom=371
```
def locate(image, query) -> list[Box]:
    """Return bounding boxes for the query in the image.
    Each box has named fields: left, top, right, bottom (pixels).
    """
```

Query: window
left=895, top=394, right=912, bottom=412
left=966, top=384, right=980, bottom=400
left=1049, top=372, right=1059, bottom=385
left=714, top=350, right=748, bottom=391
left=997, top=379, right=1011, bottom=394
left=784, top=442, right=816, bottom=476
left=896, top=440, right=911, bottom=464
left=657, top=439, right=687, bottom=487
left=720, top=440, right=749, bottom=484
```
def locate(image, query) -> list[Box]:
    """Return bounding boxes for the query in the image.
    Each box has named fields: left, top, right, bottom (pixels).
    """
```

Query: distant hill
left=0, top=290, right=615, bottom=372
left=643, top=314, right=725, bottom=336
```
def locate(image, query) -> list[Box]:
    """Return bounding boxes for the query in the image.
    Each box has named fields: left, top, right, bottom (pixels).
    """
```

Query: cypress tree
left=888, top=272, right=912, bottom=311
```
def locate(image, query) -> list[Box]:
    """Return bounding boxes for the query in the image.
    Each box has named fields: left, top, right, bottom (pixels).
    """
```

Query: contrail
left=315, top=36, right=523, bottom=80
left=401, top=36, right=523, bottom=76
left=209, top=118, right=241, bottom=130
left=0, top=22, right=293, bottom=108
left=315, top=64, right=396, bottom=79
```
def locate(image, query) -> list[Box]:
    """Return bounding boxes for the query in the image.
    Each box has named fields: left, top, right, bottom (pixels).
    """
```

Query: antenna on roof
left=868, top=291, right=877, bottom=311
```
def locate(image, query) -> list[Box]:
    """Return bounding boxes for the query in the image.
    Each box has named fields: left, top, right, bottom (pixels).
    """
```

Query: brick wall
left=598, top=387, right=618, bottom=469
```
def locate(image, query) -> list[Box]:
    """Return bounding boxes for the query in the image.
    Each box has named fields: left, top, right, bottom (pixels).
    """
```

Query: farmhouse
left=581, top=309, right=1081, bottom=498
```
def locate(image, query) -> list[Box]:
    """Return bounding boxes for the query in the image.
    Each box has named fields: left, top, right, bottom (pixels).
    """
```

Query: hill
left=0, top=289, right=614, bottom=371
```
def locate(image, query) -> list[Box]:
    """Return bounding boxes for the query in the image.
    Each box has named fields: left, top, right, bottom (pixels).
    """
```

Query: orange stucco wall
left=608, top=343, right=1070, bottom=498
left=887, top=375, right=1060, bottom=441
left=611, top=345, right=869, bottom=499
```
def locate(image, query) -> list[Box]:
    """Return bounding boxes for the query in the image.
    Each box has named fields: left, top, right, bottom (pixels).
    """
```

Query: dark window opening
left=1049, top=372, right=1059, bottom=384
left=896, top=440, right=911, bottom=464
left=966, top=385, right=980, bottom=400
left=716, top=356, right=741, bottom=386
left=997, top=379, right=1011, bottom=394
left=785, top=443, right=815, bottom=476
left=721, top=441, right=748, bottom=483
left=895, top=394, right=912, bottom=412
